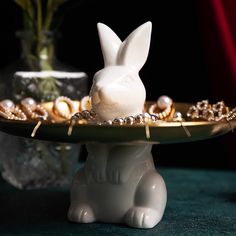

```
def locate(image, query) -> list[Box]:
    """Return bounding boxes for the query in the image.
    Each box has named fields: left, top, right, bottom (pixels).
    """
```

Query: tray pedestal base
left=68, top=142, right=167, bottom=228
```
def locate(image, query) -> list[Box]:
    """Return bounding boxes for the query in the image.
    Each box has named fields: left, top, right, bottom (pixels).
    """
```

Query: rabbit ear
left=117, top=21, right=152, bottom=71
left=97, top=23, right=122, bottom=67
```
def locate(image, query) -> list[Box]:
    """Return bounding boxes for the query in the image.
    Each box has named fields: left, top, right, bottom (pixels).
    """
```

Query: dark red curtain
left=212, top=0, right=236, bottom=80
left=198, top=0, right=236, bottom=167
left=198, top=0, right=236, bottom=102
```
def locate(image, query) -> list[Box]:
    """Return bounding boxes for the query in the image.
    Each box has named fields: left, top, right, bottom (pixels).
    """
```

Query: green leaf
left=15, top=0, right=28, bottom=11
left=47, top=0, right=66, bottom=12
left=44, top=0, right=66, bottom=30
left=15, top=0, right=33, bottom=17
left=15, top=0, right=35, bottom=30
left=25, top=0, right=34, bottom=19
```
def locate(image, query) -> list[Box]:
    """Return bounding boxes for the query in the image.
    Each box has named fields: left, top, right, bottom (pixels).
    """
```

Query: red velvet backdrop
left=198, top=0, right=236, bottom=167
left=198, top=0, right=236, bottom=102
left=212, top=0, right=236, bottom=81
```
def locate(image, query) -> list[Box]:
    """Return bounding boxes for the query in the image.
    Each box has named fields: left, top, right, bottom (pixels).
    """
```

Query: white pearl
left=0, top=99, right=15, bottom=111
left=21, top=97, right=37, bottom=109
left=173, top=112, right=183, bottom=121
left=157, top=95, right=172, bottom=110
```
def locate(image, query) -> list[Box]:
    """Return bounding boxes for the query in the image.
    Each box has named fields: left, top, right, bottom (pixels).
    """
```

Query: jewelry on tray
left=67, top=109, right=96, bottom=136
left=53, top=96, right=76, bottom=119
left=187, top=100, right=229, bottom=122
left=21, top=97, right=48, bottom=121
left=6, top=96, right=236, bottom=139
left=80, top=95, right=92, bottom=111
left=148, top=95, right=173, bottom=120
left=173, top=111, right=191, bottom=137
left=67, top=95, right=175, bottom=139
left=223, top=107, right=236, bottom=132
left=0, top=99, right=27, bottom=121
left=226, top=107, right=236, bottom=121
left=20, top=97, right=48, bottom=137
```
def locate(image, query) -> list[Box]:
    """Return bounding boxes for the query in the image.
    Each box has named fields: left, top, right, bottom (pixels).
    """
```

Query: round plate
left=0, top=103, right=234, bottom=144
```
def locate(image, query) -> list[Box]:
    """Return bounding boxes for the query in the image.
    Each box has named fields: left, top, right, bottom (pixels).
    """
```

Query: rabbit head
left=90, top=22, right=152, bottom=121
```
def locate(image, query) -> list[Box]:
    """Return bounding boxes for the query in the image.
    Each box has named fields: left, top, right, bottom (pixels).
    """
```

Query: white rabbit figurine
left=68, top=22, right=167, bottom=228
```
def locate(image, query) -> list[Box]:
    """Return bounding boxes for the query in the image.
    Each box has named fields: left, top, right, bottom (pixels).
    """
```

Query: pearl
left=124, top=116, right=135, bottom=125
left=104, top=120, right=113, bottom=125
left=143, top=112, right=151, bottom=122
left=157, top=95, right=173, bottom=110
left=113, top=118, right=124, bottom=125
left=21, top=97, right=37, bottom=109
left=173, top=112, right=183, bottom=121
left=0, top=99, right=15, bottom=111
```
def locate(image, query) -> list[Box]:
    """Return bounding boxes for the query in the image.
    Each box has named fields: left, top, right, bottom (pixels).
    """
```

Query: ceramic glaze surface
left=68, top=22, right=167, bottom=229
left=90, top=22, right=151, bottom=122
left=68, top=143, right=167, bottom=228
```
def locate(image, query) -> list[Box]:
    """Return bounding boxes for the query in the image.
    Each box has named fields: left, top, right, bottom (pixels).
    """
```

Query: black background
left=0, top=0, right=235, bottom=170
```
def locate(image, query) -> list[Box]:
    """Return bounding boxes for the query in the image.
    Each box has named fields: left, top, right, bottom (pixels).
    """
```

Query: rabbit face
left=90, top=22, right=152, bottom=121
left=90, top=66, right=146, bottom=121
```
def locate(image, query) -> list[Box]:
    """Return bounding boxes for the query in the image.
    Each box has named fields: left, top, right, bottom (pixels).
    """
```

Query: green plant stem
left=26, top=0, right=34, bottom=26
left=44, top=0, right=54, bottom=31
left=36, top=0, right=42, bottom=59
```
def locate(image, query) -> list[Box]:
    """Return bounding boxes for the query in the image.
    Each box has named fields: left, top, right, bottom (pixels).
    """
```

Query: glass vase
left=0, top=30, right=88, bottom=189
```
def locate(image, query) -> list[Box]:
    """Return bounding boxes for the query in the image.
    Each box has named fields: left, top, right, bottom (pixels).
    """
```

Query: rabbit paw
left=107, top=158, right=132, bottom=184
left=107, top=167, right=130, bottom=184
left=91, top=169, right=106, bottom=183
left=125, top=207, right=161, bottom=228
left=68, top=204, right=95, bottom=223
left=85, top=167, right=106, bottom=183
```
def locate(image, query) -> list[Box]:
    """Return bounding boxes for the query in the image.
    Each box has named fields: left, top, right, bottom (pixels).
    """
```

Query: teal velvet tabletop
left=0, top=167, right=236, bottom=235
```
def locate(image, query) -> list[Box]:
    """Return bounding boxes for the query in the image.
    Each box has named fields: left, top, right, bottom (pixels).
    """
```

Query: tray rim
left=0, top=102, right=234, bottom=144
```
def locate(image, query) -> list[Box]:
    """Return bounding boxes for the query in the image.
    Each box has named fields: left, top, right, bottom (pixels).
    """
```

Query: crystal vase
left=0, top=30, right=88, bottom=189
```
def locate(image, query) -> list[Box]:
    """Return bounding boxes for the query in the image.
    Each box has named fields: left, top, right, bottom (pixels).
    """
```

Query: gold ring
left=148, top=96, right=173, bottom=120
left=80, top=95, right=92, bottom=111
left=0, top=100, right=27, bottom=121
left=53, top=96, right=76, bottom=119
left=21, top=97, right=48, bottom=121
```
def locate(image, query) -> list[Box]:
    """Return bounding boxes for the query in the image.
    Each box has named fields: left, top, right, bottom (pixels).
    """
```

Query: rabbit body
left=68, top=143, right=167, bottom=228
left=68, top=22, right=167, bottom=228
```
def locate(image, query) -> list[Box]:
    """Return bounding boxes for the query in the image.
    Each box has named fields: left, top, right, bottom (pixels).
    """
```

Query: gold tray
left=0, top=103, right=234, bottom=144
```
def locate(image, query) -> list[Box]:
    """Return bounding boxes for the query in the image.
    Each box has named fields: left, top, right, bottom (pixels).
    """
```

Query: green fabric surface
left=0, top=167, right=236, bottom=235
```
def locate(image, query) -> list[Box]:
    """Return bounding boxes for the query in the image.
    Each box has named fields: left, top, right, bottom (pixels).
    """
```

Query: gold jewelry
left=226, top=107, right=236, bottom=121
left=67, top=110, right=96, bottom=136
left=0, top=100, right=27, bottom=121
left=53, top=96, right=76, bottom=119
left=20, top=97, right=48, bottom=137
left=21, top=97, right=48, bottom=121
left=80, top=95, right=92, bottom=111
left=148, top=95, right=173, bottom=120
left=173, top=112, right=191, bottom=137
left=187, top=100, right=229, bottom=121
